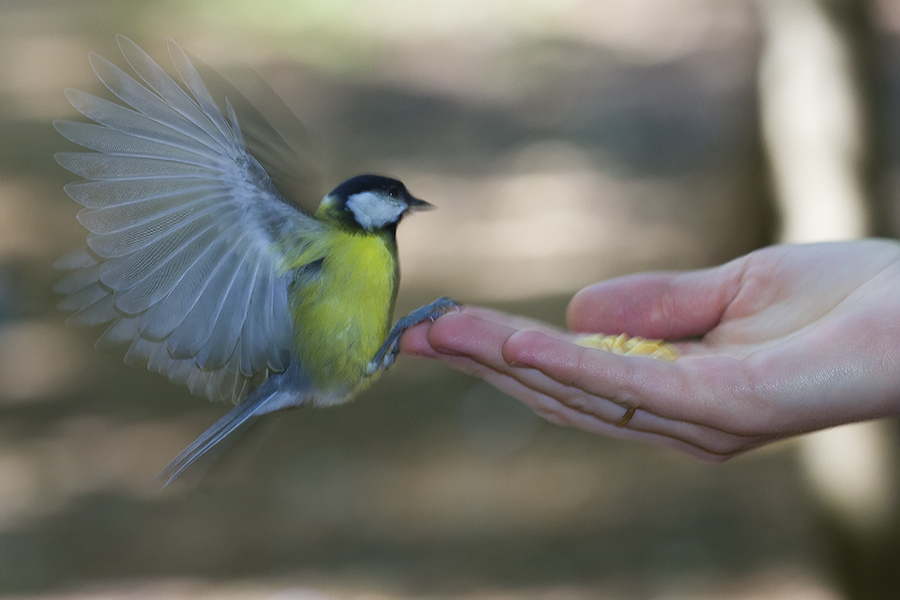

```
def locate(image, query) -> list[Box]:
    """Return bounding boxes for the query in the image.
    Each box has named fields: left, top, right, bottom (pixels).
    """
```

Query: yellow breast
left=288, top=229, right=398, bottom=402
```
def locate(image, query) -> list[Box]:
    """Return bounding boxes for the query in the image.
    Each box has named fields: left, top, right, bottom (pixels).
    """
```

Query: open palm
left=401, top=240, right=900, bottom=460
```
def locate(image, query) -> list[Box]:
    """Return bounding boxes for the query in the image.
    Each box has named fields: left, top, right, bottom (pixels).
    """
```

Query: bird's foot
left=367, top=296, right=460, bottom=375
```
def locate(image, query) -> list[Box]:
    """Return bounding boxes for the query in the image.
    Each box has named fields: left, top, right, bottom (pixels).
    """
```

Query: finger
left=502, top=329, right=772, bottom=435
left=586, top=403, right=769, bottom=457
left=412, top=311, right=652, bottom=425
left=400, top=310, right=595, bottom=408
left=419, top=315, right=767, bottom=452
left=422, top=311, right=525, bottom=370
left=555, top=402, right=760, bottom=461
left=458, top=362, right=764, bottom=460
left=399, top=320, right=439, bottom=357
left=450, top=306, right=561, bottom=332
left=566, top=259, right=746, bottom=339
left=399, top=306, right=565, bottom=358
left=491, top=350, right=767, bottom=455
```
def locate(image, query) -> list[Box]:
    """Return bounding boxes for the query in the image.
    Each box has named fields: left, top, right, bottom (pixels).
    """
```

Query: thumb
left=566, top=260, right=745, bottom=339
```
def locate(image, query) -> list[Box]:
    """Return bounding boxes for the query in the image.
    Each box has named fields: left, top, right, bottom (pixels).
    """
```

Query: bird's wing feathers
left=54, top=35, right=320, bottom=404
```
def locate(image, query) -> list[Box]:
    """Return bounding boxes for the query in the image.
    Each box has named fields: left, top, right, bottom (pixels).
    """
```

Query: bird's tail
left=158, top=378, right=294, bottom=486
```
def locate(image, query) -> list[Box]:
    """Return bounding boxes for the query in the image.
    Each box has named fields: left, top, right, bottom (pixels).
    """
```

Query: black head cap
left=323, top=174, right=432, bottom=231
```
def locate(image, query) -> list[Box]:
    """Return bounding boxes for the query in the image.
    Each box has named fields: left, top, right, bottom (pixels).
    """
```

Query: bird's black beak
left=406, top=196, right=434, bottom=212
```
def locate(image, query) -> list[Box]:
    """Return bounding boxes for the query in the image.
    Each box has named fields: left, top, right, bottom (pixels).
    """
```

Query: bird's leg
left=367, top=296, right=459, bottom=375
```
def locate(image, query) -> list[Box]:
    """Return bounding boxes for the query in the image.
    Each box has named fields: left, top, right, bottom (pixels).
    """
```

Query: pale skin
left=400, top=240, right=900, bottom=461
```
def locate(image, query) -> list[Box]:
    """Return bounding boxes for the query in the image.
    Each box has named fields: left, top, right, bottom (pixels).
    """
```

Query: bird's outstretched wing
left=54, top=35, right=321, bottom=404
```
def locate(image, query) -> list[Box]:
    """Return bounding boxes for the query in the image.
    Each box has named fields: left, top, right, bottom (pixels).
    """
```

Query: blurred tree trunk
left=758, top=1, right=900, bottom=598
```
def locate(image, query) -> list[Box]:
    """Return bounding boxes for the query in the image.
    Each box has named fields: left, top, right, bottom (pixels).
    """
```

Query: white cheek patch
left=346, top=191, right=407, bottom=230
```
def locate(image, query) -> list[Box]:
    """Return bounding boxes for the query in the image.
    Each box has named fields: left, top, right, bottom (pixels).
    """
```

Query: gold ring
left=614, top=406, right=636, bottom=428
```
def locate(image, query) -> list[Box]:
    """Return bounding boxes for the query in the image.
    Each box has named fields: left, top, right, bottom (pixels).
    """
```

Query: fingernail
left=503, top=331, right=533, bottom=367
left=505, top=358, right=535, bottom=369
left=435, top=347, right=466, bottom=357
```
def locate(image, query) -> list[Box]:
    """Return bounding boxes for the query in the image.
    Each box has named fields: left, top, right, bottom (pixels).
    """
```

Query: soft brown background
left=0, top=0, right=898, bottom=598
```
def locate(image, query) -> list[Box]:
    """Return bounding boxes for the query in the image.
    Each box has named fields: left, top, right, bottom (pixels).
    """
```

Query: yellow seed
left=575, top=333, right=678, bottom=362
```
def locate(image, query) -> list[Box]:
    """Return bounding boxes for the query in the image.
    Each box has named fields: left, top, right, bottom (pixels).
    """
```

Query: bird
left=52, top=35, right=457, bottom=485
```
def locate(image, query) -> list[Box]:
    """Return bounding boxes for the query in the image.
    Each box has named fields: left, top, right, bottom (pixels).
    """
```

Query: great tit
left=53, top=36, right=457, bottom=484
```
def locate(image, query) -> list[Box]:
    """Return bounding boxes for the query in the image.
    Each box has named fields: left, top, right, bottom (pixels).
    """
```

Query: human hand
left=401, top=240, right=900, bottom=460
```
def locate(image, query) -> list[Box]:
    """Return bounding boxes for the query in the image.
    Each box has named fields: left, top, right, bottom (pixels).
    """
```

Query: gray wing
left=54, top=35, right=321, bottom=404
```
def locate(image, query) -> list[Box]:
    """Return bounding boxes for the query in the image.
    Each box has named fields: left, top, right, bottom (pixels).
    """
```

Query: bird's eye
left=387, top=187, right=399, bottom=198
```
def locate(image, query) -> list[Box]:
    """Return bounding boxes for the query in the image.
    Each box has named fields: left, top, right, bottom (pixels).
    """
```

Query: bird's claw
left=367, top=296, right=459, bottom=376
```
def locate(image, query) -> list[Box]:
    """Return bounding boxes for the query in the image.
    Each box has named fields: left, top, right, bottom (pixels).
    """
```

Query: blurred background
left=0, top=0, right=899, bottom=598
